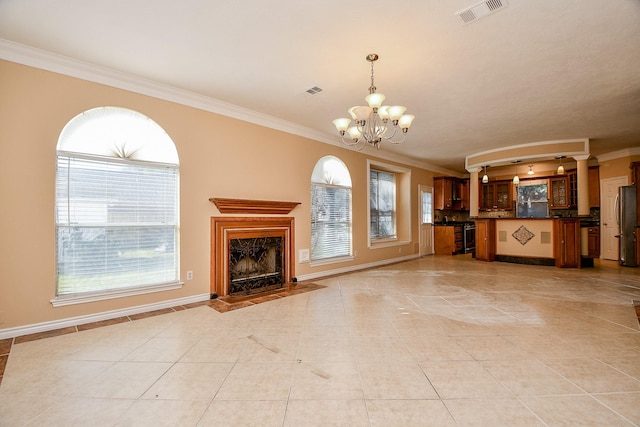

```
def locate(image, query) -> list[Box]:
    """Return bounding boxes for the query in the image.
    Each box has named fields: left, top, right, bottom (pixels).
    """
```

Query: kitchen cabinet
left=587, top=226, right=600, bottom=258
left=554, top=218, right=580, bottom=268
left=479, top=180, right=512, bottom=210
left=588, top=166, right=600, bottom=207
left=434, top=177, right=469, bottom=210
left=569, top=170, right=577, bottom=207
left=457, top=179, right=470, bottom=210
left=549, top=176, right=570, bottom=209
left=475, top=219, right=495, bottom=261
left=434, top=177, right=453, bottom=210
left=434, top=225, right=463, bottom=255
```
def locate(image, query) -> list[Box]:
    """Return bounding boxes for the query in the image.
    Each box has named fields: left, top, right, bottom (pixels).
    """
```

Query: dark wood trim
left=210, top=198, right=300, bottom=214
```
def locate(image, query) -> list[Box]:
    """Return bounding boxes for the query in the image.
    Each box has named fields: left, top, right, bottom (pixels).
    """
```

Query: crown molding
left=0, top=38, right=455, bottom=175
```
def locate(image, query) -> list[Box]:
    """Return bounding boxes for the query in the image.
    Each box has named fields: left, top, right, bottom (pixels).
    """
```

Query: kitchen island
left=475, top=217, right=581, bottom=267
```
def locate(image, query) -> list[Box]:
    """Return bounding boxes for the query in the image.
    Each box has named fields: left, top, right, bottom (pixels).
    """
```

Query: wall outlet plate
left=299, top=249, right=310, bottom=263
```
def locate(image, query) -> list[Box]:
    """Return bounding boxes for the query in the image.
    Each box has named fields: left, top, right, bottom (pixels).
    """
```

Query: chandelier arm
left=340, top=135, right=366, bottom=151
left=384, top=131, right=407, bottom=144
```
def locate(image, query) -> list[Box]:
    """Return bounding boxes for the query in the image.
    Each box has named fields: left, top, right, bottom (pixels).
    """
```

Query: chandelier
left=333, top=54, right=415, bottom=150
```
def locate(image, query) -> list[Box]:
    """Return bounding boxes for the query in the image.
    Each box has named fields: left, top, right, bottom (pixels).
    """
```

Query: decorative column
left=468, top=168, right=481, bottom=218
left=574, top=155, right=590, bottom=216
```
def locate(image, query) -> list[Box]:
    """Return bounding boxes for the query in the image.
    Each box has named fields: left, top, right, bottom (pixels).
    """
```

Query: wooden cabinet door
left=587, top=227, right=600, bottom=258
left=554, top=218, right=580, bottom=267
left=434, top=177, right=453, bottom=210
left=588, top=167, right=600, bottom=208
left=550, top=177, right=569, bottom=209
left=458, top=179, right=470, bottom=210
left=496, top=181, right=512, bottom=210
left=434, top=226, right=455, bottom=255
left=475, top=219, right=495, bottom=261
left=480, top=183, right=495, bottom=210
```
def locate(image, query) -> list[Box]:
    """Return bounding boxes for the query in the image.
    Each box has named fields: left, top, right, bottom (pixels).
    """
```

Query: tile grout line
left=0, top=282, right=325, bottom=387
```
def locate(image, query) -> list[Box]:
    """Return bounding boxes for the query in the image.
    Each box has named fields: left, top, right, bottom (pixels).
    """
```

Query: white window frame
left=367, top=159, right=412, bottom=249
left=52, top=107, right=181, bottom=306
left=310, top=156, right=353, bottom=266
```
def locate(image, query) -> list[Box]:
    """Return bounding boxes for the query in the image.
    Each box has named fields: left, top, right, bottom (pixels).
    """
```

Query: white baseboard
left=0, top=293, right=211, bottom=340
left=1, top=255, right=420, bottom=340
left=296, top=254, right=419, bottom=282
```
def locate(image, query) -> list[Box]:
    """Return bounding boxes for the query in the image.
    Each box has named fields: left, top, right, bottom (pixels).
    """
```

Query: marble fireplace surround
left=209, top=198, right=299, bottom=298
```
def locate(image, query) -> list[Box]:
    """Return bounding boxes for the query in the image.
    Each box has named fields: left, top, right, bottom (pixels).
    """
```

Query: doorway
left=419, top=185, right=434, bottom=256
left=600, top=176, right=628, bottom=260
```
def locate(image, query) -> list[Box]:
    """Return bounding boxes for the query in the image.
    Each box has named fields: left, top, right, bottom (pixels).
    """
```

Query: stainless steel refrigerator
left=618, top=185, right=637, bottom=267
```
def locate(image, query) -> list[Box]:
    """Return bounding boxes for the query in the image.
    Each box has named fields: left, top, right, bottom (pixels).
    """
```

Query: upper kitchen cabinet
left=434, top=177, right=469, bottom=210
left=479, top=180, right=513, bottom=211
left=549, top=176, right=570, bottom=209
left=588, top=166, right=600, bottom=208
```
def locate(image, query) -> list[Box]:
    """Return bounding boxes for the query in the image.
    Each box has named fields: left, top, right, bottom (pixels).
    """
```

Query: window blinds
left=55, top=155, right=178, bottom=296
left=311, top=184, right=352, bottom=261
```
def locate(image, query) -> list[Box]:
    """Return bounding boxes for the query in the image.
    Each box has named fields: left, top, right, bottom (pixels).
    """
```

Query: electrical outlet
left=187, top=271, right=193, bottom=280
left=299, top=249, right=310, bottom=263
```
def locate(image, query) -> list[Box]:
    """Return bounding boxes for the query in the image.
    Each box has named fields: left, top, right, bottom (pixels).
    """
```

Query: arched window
left=310, top=156, right=352, bottom=262
left=54, top=107, right=180, bottom=303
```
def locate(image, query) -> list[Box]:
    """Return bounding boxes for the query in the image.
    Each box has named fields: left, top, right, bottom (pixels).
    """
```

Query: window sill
left=51, top=281, right=184, bottom=307
left=369, top=239, right=409, bottom=249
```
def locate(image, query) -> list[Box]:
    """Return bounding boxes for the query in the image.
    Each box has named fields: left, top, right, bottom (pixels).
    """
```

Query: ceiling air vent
left=306, top=86, right=323, bottom=95
left=456, top=0, right=508, bottom=24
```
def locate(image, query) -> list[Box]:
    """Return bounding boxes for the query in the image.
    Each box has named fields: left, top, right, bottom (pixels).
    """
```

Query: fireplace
left=210, top=215, right=296, bottom=297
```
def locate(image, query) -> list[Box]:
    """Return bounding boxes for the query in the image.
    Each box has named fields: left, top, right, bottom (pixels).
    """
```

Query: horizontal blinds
left=56, top=156, right=178, bottom=296
left=311, top=184, right=352, bottom=261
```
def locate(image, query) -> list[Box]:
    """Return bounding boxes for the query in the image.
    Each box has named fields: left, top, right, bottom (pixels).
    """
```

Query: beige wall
left=598, top=155, right=640, bottom=182
left=0, top=60, right=437, bottom=331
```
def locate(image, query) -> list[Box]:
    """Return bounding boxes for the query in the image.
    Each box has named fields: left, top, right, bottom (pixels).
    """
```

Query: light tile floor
left=1, top=255, right=640, bottom=426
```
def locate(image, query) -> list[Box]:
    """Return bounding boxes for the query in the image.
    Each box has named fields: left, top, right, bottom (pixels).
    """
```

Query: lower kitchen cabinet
left=587, top=226, right=600, bottom=258
left=554, top=218, right=580, bottom=268
left=434, top=225, right=463, bottom=255
left=475, top=219, right=496, bottom=262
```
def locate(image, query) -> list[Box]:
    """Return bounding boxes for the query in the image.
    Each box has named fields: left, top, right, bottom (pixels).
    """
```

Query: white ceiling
left=1, top=0, right=639, bottom=174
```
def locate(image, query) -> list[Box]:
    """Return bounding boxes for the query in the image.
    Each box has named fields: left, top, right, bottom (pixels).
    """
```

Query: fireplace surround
left=210, top=215, right=296, bottom=298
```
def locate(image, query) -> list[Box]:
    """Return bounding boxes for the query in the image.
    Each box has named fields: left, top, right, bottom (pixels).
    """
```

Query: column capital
left=466, top=167, right=483, bottom=174
left=572, top=154, right=590, bottom=161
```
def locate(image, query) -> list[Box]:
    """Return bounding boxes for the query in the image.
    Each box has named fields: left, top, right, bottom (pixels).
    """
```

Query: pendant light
left=556, top=156, right=566, bottom=175
left=482, top=165, right=489, bottom=183
left=512, top=160, right=521, bottom=185
left=527, top=165, right=534, bottom=175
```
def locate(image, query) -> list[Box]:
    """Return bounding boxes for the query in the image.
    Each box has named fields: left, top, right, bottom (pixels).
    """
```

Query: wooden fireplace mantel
left=210, top=198, right=300, bottom=215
